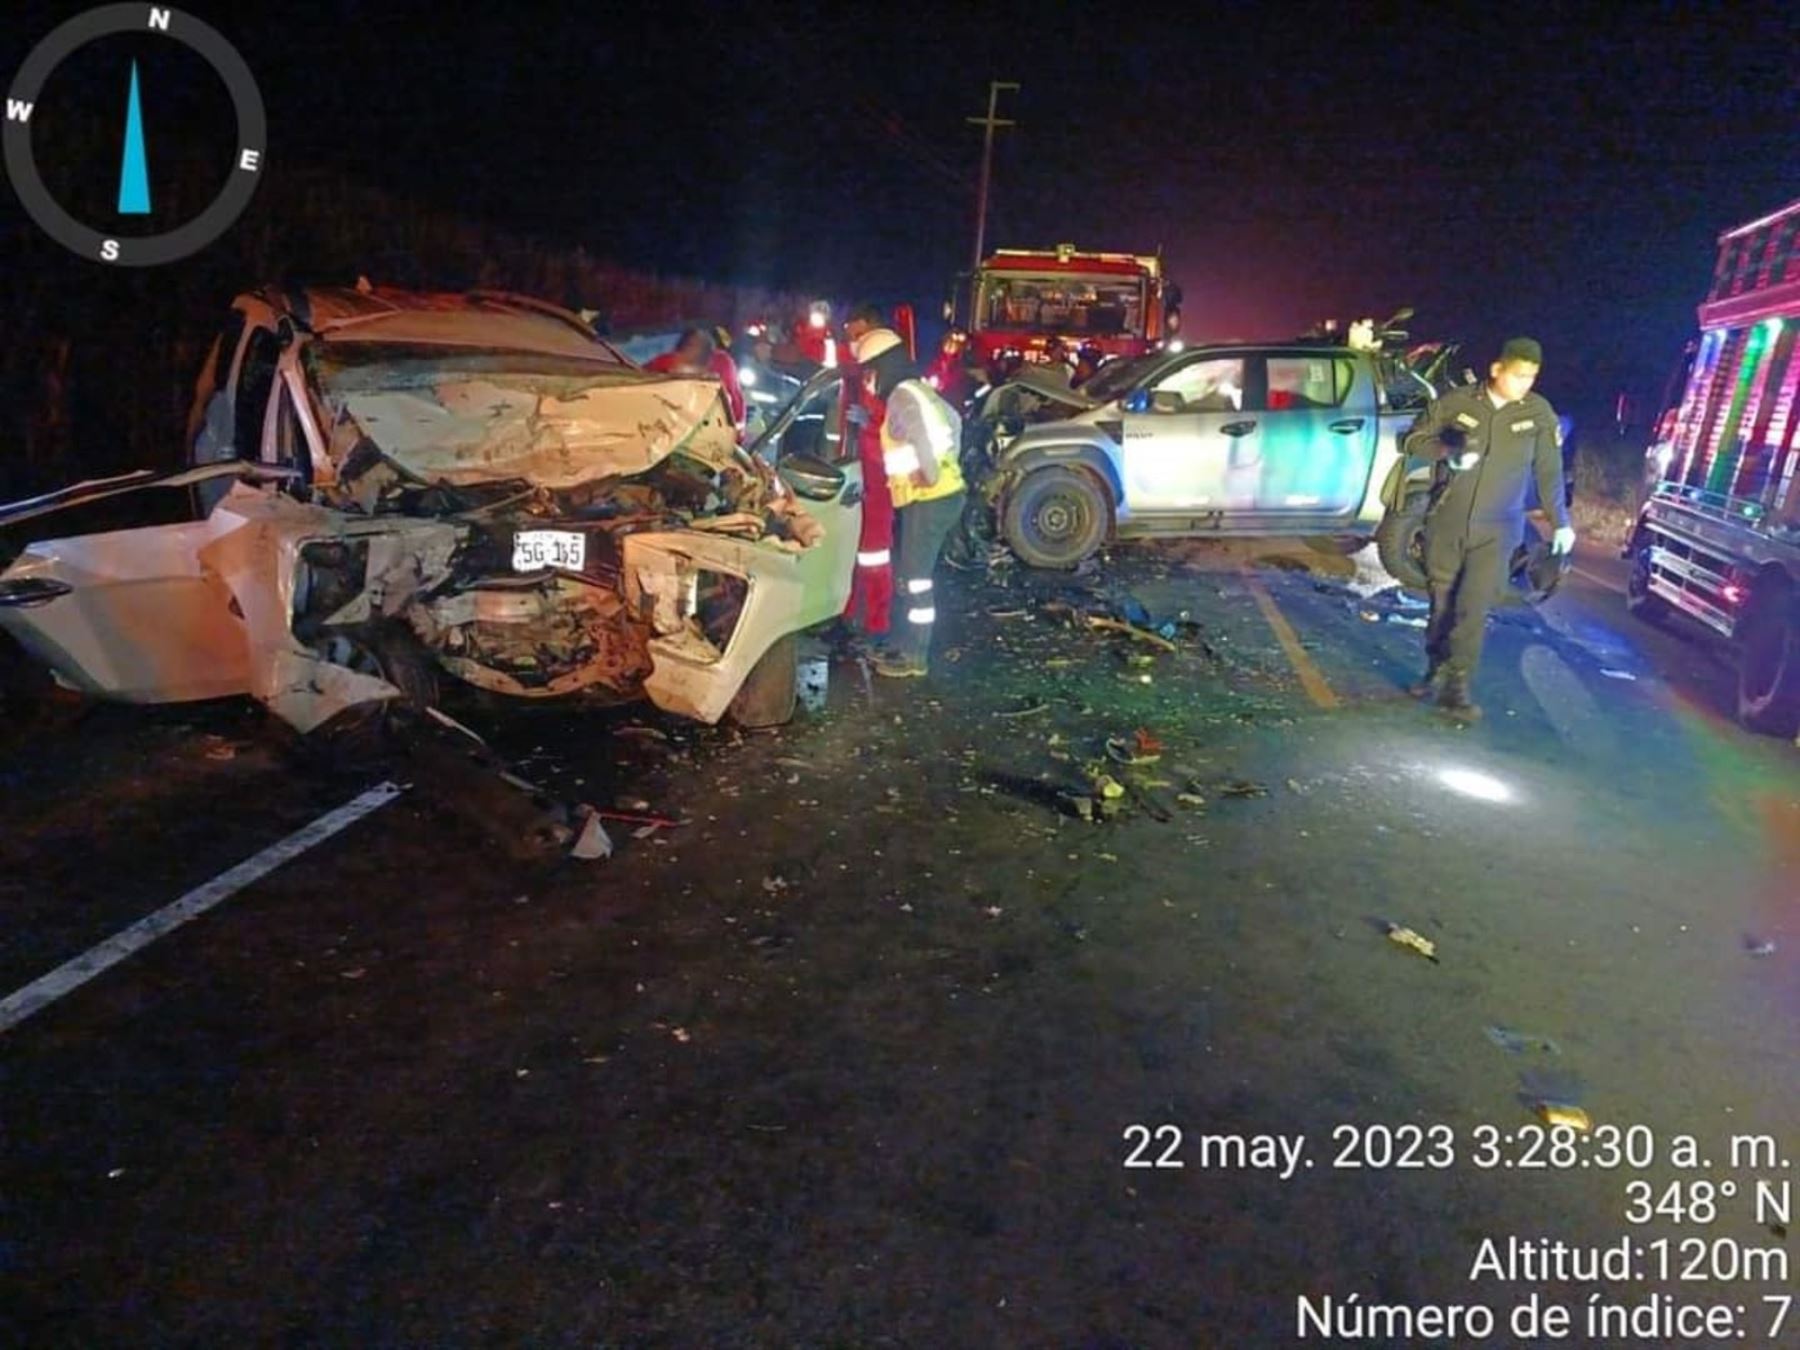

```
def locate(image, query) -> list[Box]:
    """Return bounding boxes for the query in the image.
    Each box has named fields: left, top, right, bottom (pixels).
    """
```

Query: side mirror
left=1122, top=389, right=1151, bottom=414
left=778, top=453, right=846, bottom=501
left=1151, top=390, right=1185, bottom=414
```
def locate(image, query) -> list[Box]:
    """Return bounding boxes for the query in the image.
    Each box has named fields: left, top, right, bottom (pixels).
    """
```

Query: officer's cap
left=1499, top=337, right=1543, bottom=367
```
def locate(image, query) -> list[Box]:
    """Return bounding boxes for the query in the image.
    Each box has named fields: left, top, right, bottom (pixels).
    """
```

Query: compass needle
left=117, top=60, right=150, bottom=215
left=7, top=7, right=263, bottom=265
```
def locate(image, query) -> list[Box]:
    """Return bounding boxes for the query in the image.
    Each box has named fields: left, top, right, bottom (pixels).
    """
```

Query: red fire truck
left=926, top=244, right=1181, bottom=405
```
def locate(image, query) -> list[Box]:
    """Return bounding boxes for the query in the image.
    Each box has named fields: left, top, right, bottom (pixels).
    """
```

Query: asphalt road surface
left=2, top=539, right=1796, bottom=1347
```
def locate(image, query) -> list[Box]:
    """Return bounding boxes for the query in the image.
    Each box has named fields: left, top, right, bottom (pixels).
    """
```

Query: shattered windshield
left=976, top=272, right=1147, bottom=337
left=308, top=342, right=641, bottom=397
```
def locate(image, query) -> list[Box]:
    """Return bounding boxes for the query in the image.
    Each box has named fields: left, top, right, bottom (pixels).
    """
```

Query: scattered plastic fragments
left=1599, top=668, right=1637, bottom=681
left=1384, top=923, right=1439, bottom=963
left=571, top=811, right=614, bottom=860
left=1744, top=935, right=1778, bottom=957
left=1485, top=1025, right=1562, bottom=1055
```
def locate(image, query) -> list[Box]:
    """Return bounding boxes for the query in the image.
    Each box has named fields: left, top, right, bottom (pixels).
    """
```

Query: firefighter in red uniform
left=842, top=371, right=896, bottom=643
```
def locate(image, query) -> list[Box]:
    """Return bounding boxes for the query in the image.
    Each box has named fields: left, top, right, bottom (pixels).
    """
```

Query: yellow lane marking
left=1242, top=568, right=1341, bottom=710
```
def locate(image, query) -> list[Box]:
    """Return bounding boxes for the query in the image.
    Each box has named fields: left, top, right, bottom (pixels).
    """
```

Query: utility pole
left=967, top=80, right=1018, bottom=271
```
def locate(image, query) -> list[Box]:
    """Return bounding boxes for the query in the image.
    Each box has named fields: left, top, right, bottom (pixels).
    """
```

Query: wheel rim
left=1032, top=491, right=1091, bottom=546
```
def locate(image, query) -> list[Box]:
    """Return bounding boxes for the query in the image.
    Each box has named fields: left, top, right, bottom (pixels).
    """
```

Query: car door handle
left=1221, top=421, right=1257, bottom=438
left=1329, top=418, right=1366, bottom=434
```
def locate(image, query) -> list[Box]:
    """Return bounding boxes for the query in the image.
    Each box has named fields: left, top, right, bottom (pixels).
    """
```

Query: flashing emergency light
left=808, top=303, right=829, bottom=330
left=1166, top=339, right=1186, bottom=354
left=1722, top=582, right=1746, bottom=605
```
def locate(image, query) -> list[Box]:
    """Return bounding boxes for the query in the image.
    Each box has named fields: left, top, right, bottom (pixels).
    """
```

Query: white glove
left=1452, top=450, right=1481, bottom=471
left=1551, top=526, right=1576, bottom=554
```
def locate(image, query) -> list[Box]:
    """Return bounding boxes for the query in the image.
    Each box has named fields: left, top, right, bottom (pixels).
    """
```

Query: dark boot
left=1406, top=665, right=1443, bottom=700
left=1437, top=672, right=1482, bottom=723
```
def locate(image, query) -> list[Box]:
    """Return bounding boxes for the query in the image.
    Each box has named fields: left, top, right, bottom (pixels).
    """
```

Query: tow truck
left=1627, top=195, right=1800, bottom=736
left=926, top=243, right=1181, bottom=406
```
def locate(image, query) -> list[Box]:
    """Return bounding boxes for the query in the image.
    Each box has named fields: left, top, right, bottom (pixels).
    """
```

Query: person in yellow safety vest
left=849, top=317, right=966, bottom=678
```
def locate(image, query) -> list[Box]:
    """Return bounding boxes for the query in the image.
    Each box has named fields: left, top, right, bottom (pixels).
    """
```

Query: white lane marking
left=0, top=782, right=405, bottom=1035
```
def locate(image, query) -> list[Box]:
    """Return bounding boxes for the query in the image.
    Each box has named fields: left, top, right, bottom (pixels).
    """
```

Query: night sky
left=6, top=0, right=1800, bottom=432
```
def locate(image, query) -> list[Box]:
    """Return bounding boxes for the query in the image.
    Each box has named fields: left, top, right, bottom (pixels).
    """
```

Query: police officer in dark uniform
left=1402, top=337, right=1574, bottom=721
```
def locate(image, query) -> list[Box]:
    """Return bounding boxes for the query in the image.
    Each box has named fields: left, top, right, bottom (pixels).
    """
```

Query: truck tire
left=1735, top=588, right=1800, bottom=737
left=1001, top=466, right=1109, bottom=570
left=728, top=632, right=797, bottom=729
left=1374, top=490, right=1432, bottom=592
left=1624, top=543, right=1669, bottom=623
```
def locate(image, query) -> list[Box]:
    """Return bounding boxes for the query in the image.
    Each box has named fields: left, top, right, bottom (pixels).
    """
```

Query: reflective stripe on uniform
left=907, top=606, right=937, bottom=625
left=857, top=549, right=891, bottom=567
left=883, top=447, right=921, bottom=476
left=905, top=577, right=933, bottom=595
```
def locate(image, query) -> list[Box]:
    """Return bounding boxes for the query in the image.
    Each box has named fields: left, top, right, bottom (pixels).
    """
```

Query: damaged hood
left=992, top=363, right=1109, bottom=410
left=312, top=345, right=739, bottom=491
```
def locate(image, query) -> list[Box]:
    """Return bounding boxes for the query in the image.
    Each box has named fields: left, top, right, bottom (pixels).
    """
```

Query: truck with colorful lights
left=1627, top=196, right=1800, bottom=736
left=926, top=244, right=1180, bottom=405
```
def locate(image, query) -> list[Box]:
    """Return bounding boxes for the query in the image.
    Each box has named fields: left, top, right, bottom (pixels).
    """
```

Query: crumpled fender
left=197, top=485, right=461, bottom=733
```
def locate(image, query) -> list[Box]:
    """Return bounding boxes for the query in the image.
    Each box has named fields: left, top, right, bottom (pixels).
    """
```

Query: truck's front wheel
left=1736, top=587, right=1800, bottom=736
left=1002, top=466, right=1109, bottom=570
left=1374, top=491, right=1431, bottom=592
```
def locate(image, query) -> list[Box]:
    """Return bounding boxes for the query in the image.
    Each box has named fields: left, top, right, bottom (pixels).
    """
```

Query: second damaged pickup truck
left=0, top=285, right=860, bottom=732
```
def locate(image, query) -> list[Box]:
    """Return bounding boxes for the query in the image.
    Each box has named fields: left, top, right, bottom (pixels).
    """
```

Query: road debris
left=1384, top=923, right=1439, bottom=963
left=571, top=810, right=614, bottom=860
left=1744, top=934, right=1778, bottom=957
left=1533, top=1102, right=1592, bottom=1132
left=614, top=725, right=671, bottom=742
left=797, top=656, right=830, bottom=713
left=1485, top=1025, right=1562, bottom=1055
left=1599, top=668, right=1638, bottom=681
left=995, top=697, right=1050, bottom=719
left=1086, top=615, right=1178, bottom=651
left=1218, top=780, right=1269, bottom=799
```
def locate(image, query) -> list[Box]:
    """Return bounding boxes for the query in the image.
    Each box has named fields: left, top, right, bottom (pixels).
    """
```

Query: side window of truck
left=233, top=327, right=281, bottom=461
left=1266, top=357, right=1354, bottom=410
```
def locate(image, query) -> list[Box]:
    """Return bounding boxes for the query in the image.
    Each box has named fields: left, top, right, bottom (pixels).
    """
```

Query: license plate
left=512, top=529, right=585, bottom=572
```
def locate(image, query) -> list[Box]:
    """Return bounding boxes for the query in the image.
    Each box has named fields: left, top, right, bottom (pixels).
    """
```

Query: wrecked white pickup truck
left=0, top=286, right=861, bottom=733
